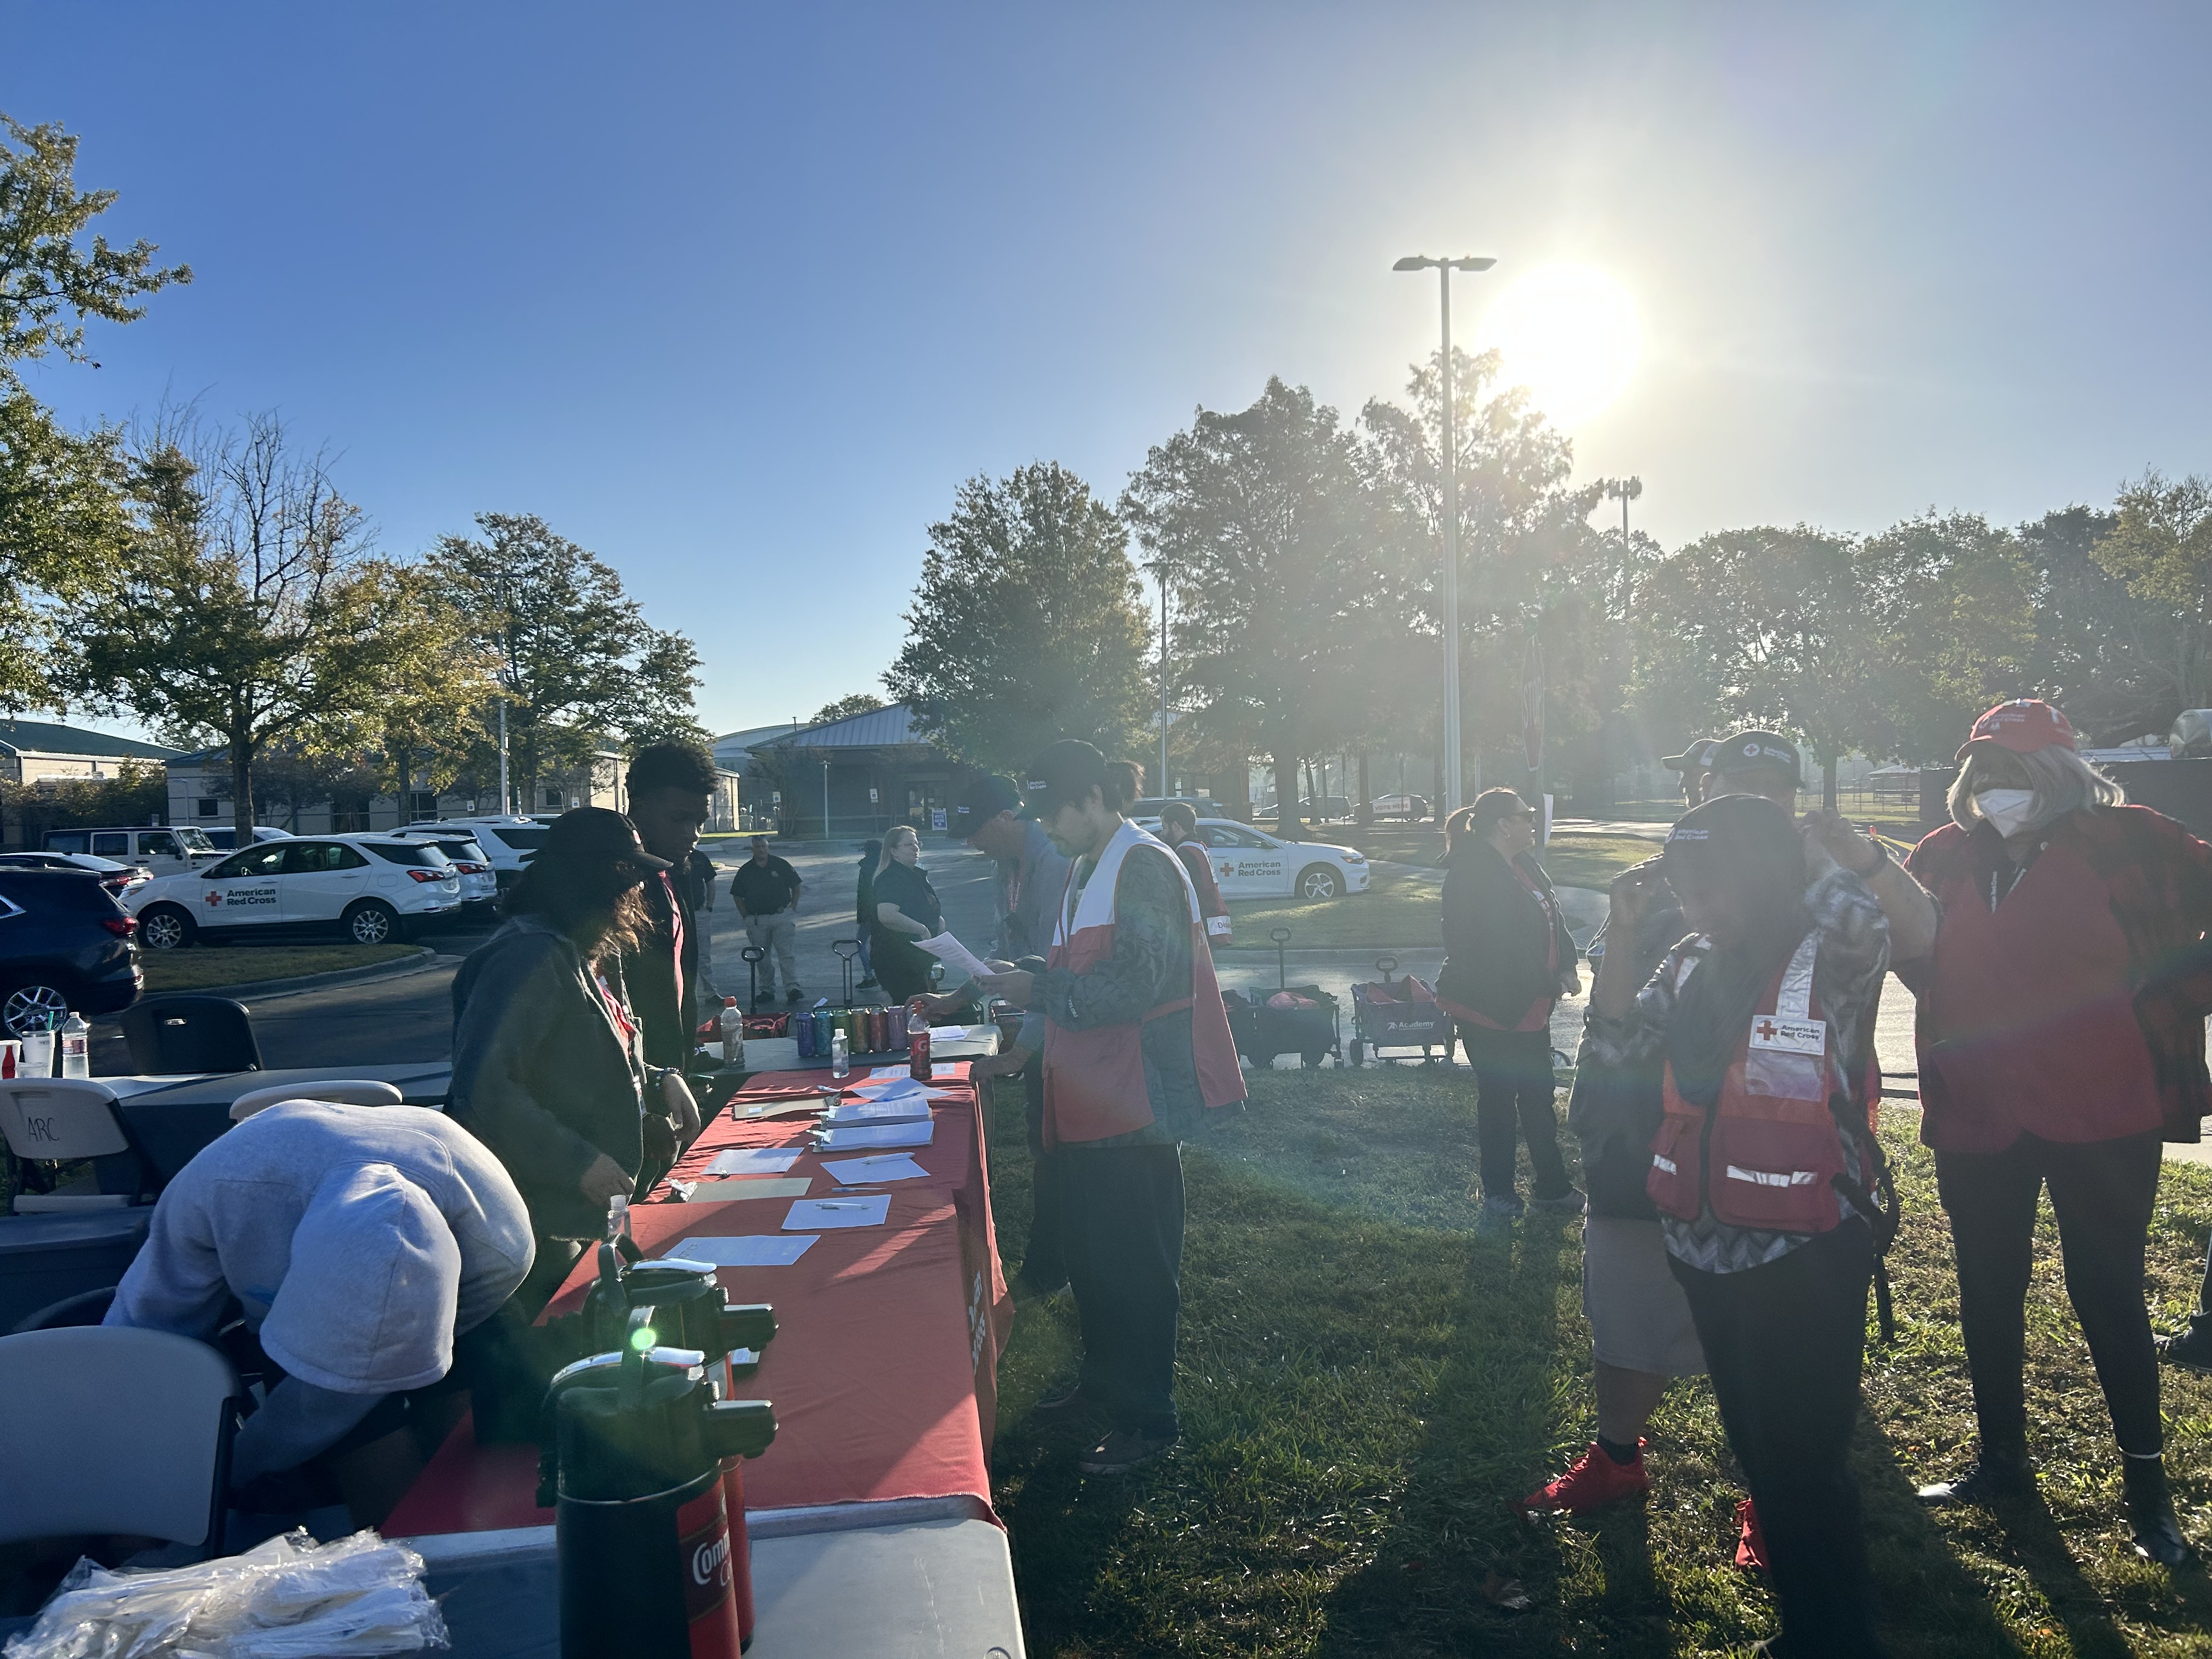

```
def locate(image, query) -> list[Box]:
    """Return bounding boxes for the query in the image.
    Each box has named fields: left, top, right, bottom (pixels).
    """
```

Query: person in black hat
left=1662, top=737, right=1720, bottom=809
left=449, top=807, right=699, bottom=1312
left=976, top=741, right=1245, bottom=1474
left=1705, top=730, right=1804, bottom=808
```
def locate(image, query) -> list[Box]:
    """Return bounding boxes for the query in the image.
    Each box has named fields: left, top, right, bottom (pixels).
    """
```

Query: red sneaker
left=1519, top=1441, right=1650, bottom=1515
left=1734, top=1497, right=1769, bottom=1570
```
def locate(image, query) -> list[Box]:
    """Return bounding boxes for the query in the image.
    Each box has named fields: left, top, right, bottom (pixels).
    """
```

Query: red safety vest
left=1042, top=821, right=1246, bottom=1147
left=1168, top=837, right=1232, bottom=944
left=1647, top=932, right=1861, bottom=1235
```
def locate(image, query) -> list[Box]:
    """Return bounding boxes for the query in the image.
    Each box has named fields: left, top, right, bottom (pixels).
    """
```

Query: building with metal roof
left=0, top=719, right=184, bottom=785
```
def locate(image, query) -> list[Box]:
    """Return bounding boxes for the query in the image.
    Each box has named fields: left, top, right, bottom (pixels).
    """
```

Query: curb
left=138, top=947, right=454, bottom=1005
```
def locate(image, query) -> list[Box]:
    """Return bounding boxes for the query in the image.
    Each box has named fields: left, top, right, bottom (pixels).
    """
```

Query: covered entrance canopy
left=763, top=704, right=974, bottom=839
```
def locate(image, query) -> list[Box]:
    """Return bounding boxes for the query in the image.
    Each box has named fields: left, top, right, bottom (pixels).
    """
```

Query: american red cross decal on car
left=1755, top=1017, right=1778, bottom=1041
left=205, top=889, right=224, bottom=907
left=1217, top=862, right=1233, bottom=880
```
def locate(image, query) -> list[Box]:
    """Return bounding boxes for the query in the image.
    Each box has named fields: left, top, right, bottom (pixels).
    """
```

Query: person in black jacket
left=870, top=824, right=944, bottom=1001
left=1435, top=788, right=1583, bottom=1234
left=854, top=840, right=882, bottom=990
left=448, top=808, right=699, bottom=1313
left=620, top=743, right=714, bottom=1075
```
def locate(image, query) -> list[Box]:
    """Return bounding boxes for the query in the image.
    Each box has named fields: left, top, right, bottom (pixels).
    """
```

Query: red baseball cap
left=1955, top=698, right=2076, bottom=763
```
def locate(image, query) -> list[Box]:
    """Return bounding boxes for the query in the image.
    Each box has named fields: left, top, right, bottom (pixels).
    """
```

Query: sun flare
left=1473, top=263, right=1639, bottom=430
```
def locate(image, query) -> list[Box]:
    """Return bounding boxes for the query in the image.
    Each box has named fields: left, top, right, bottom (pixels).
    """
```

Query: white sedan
left=1135, top=818, right=1370, bottom=901
left=129, top=834, right=464, bottom=949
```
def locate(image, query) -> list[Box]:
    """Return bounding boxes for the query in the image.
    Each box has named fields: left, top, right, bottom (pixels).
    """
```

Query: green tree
left=428, top=513, right=708, bottom=807
left=2089, top=470, right=2212, bottom=724
left=0, top=111, right=190, bottom=708
left=62, top=414, right=484, bottom=840
left=1863, top=512, right=2037, bottom=763
left=813, top=692, right=887, bottom=726
left=2015, top=505, right=2176, bottom=743
left=887, top=461, right=1149, bottom=775
left=1122, top=379, right=1381, bottom=837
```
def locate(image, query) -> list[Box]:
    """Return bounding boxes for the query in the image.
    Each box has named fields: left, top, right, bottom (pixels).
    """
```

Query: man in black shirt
left=731, top=835, right=806, bottom=1005
left=619, top=743, right=713, bottom=1073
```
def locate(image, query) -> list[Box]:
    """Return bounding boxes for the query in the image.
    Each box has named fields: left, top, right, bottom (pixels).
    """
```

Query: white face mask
left=1974, top=788, right=2038, bottom=838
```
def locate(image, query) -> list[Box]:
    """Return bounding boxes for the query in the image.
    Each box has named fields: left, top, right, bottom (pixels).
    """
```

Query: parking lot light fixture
left=1395, top=253, right=1497, bottom=815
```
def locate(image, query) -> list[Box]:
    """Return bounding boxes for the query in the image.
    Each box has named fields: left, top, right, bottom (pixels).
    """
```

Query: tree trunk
left=1273, top=752, right=1304, bottom=838
left=229, top=733, right=255, bottom=843
left=1356, top=751, right=1373, bottom=826
left=1824, top=753, right=1839, bottom=812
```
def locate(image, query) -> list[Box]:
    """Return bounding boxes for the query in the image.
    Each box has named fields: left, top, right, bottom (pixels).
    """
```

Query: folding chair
left=0, top=1324, right=244, bottom=1558
left=118, top=996, right=263, bottom=1076
left=227, top=1079, right=405, bottom=1123
left=0, top=1079, right=153, bottom=1212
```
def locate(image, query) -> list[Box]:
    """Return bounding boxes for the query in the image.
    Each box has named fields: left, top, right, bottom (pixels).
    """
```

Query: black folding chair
left=117, top=997, right=263, bottom=1075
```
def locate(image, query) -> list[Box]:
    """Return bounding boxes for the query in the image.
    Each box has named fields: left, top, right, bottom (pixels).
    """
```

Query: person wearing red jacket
left=1156, top=801, right=1231, bottom=949
left=1898, top=699, right=2212, bottom=1569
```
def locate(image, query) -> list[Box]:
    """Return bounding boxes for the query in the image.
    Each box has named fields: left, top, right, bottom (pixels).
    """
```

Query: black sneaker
left=1916, top=1446, right=2033, bottom=1508
left=785, top=987, right=804, bottom=1004
left=1079, top=1427, right=1178, bottom=1475
left=2157, top=1321, right=2212, bottom=1370
left=2124, top=1455, right=2201, bottom=1570
left=752, top=991, right=772, bottom=1007
left=1030, top=1384, right=1103, bottom=1425
left=1528, top=1187, right=1587, bottom=1217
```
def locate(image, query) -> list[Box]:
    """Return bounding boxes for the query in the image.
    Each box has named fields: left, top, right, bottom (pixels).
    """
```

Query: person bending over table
left=105, top=1099, right=534, bottom=1526
left=449, top=808, right=700, bottom=1313
left=977, top=743, right=1245, bottom=1476
left=1586, top=794, right=1892, bottom=1658
left=870, top=823, right=944, bottom=1002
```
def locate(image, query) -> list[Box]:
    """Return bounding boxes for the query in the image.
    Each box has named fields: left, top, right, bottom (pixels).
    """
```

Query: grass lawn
left=139, top=942, right=420, bottom=992
left=1543, top=833, right=1663, bottom=890
left=984, top=1067, right=2212, bottom=1656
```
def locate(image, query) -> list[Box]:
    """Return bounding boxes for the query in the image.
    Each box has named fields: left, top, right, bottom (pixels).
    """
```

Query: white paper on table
left=706, top=1148, right=804, bottom=1176
left=812, top=1119, right=935, bottom=1150
left=847, top=1077, right=956, bottom=1103
left=927, top=1025, right=969, bottom=1041
left=820, top=1153, right=930, bottom=1184
left=783, top=1194, right=891, bottom=1230
left=670, top=1234, right=818, bottom=1266
left=675, top=1177, right=813, bottom=1202
left=915, top=931, right=995, bottom=983
left=821, top=1097, right=931, bottom=1125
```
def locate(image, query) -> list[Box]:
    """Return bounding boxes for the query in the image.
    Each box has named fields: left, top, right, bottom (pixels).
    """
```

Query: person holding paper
left=870, top=823, right=945, bottom=1000
left=1156, top=802, right=1231, bottom=947
left=978, top=742, right=1246, bottom=1476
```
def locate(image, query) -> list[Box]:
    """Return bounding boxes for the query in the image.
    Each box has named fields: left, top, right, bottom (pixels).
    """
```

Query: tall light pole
left=1394, top=253, right=1497, bottom=815
left=495, top=573, right=515, bottom=815
left=1144, top=557, right=1172, bottom=798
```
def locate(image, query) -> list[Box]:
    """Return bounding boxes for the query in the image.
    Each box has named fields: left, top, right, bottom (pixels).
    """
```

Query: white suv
left=129, top=834, right=464, bottom=949
left=389, top=830, right=499, bottom=910
left=396, top=816, right=549, bottom=889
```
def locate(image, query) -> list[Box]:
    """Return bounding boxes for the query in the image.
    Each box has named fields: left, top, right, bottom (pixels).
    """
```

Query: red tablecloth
left=383, top=1065, right=1013, bottom=1536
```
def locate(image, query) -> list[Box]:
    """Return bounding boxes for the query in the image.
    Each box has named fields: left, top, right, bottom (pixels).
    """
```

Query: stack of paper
left=821, top=1096, right=932, bottom=1125
left=706, top=1148, right=803, bottom=1176
left=813, top=1119, right=935, bottom=1150
left=671, top=1234, right=819, bottom=1266
left=820, top=1152, right=930, bottom=1183
left=675, top=1177, right=813, bottom=1202
left=782, top=1194, right=890, bottom=1230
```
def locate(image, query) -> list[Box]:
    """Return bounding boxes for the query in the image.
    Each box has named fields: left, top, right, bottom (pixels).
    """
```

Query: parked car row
left=129, top=834, right=469, bottom=949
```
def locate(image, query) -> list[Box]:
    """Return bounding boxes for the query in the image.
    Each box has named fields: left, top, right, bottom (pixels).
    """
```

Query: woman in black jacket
left=1436, top=788, right=1583, bottom=1233
left=449, top=809, right=698, bottom=1311
left=870, top=825, right=945, bottom=1001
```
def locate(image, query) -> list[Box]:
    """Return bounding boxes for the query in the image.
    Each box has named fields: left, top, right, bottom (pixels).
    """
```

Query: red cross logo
left=204, top=889, right=224, bottom=907
left=1217, top=863, right=1233, bottom=880
left=1755, top=1017, right=1779, bottom=1041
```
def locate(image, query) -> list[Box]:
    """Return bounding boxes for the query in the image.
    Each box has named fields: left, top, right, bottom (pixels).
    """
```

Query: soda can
left=887, top=1005, right=910, bottom=1053
left=868, top=1008, right=888, bottom=1053
left=907, top=1025, right=932, bottom=1083
left=794, top=1009, right=816, bottom=1059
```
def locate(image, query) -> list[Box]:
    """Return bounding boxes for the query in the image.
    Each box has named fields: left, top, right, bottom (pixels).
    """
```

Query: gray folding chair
left=0, top=1080, right=149, bottom=1212
left=0, top=1325, right=244, bottom=1556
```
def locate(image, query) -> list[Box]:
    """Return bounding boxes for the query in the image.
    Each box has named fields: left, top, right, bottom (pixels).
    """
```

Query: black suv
left=0, top=868, right=142, bottom=1037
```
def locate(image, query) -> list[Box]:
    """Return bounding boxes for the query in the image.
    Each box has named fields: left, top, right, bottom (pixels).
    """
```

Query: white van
left=44, top=825, right=221, bottom=879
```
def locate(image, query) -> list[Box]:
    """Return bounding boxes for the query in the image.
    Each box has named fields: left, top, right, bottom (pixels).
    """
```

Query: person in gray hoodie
left=449, top=808, right=699, bottom=1307
left=106, top=1099, right=534, bottom=1522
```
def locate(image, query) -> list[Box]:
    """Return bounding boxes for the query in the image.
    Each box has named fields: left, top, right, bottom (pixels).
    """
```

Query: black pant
left=1019, top=1062, right=1066, bottom=1289
left=1935, top=1130, right=2163, bottom=1456
left=1059, top=1142, right=1184, bottom=1437
left=1459, top=1024, right=1571, bottom=1201
left=1673, top=1221, right=1883, bottom=1659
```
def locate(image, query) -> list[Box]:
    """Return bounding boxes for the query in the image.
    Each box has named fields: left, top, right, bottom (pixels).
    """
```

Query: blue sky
left=9, top=3, right=2210, bottom=740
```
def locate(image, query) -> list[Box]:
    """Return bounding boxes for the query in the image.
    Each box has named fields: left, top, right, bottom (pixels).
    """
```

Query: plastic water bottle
left=58, top=1012, right=89, bottom=1079
left=830, top=1030, right=850, bottom=1079
left=719, top=997, right=745, bottom=1067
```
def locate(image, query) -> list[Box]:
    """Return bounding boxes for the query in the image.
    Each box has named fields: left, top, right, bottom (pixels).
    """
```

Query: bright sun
left=1472, top=263, right=1639, bottom=430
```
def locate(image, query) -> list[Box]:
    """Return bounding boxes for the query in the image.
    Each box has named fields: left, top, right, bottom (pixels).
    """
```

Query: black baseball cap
left=1662, top=738, right=1719, bottom=772
left=538, top=807, right=672, bottom=875
left=1708, top=730, right=1803, bottom=788
left=1025, top=740, right=1110, bottom=816
left=950, top=775, right=1024, bottom=839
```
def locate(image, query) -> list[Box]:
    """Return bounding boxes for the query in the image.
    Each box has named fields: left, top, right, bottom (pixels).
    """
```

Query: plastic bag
left=3, top=1528, right=449, bottom=1659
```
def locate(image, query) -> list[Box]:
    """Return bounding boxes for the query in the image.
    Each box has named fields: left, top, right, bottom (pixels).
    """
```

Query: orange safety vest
left=1042, top=820, right=1247, bottom=1147
left=1646, top=932, right=1867, bottom=1235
